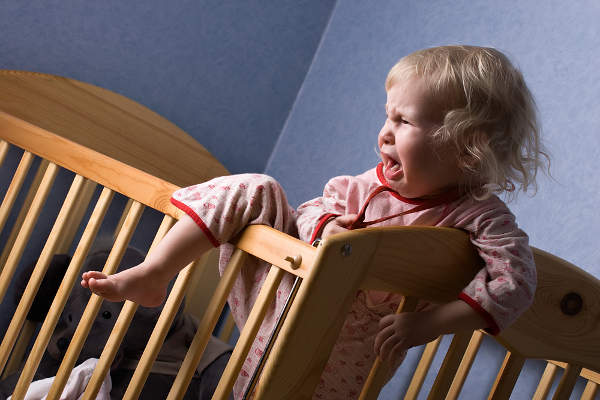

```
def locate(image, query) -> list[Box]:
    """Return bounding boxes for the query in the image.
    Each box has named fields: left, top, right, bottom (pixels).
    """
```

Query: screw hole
left=560, top=292, right=583, bottom=316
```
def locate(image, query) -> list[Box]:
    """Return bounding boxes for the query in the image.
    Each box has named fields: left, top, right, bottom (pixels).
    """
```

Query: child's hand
left=374, top=311, right=441, bottom=366
left=321, top=214, right=358, bottom=239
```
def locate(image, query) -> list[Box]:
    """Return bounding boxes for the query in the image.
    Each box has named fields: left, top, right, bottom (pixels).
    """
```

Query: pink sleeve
left=455, top=200, right=536, bottom=334
left=296, top=175, right=353, bottom=243
left=170, top=174, right=298, bottom=246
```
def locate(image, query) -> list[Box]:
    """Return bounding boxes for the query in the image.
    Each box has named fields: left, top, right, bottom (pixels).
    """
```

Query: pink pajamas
left=170, top=164, right=536, bottom=399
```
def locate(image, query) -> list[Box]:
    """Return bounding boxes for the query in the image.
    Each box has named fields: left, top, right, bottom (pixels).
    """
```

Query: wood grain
left=0, top=70, right=228, bottom=187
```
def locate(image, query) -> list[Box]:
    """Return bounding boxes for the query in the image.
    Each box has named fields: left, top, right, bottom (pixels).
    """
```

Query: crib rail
left=0, top=113, right=181, bottom=218
left=2, top=74, right=599, bottom=399
left=0, top=129, right=314, bottom=399
left=2, top=129, right=600, bottom=399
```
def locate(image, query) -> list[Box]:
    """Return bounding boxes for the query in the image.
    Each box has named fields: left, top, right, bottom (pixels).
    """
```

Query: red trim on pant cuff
left=458, top=292, right=500, bottom=335
left=310, top=213, right=339, bottom=243
left=170, top=197, right=220, bottom=248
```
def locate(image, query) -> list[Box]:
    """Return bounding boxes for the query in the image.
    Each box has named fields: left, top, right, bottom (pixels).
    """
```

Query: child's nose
left=379, top=126, right=395, bottom=145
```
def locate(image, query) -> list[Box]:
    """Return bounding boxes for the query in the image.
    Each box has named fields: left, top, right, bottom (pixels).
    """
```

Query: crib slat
left=359, top=296, right=419, bottom=400
left=0, top=321, right=36, bottom=379
left=0, top=165, right=66, bottom=376
left=55, top=179, right=97, bottom=253
left=0, top=162, right=57, bottom=302
left=447, top=330, right=484, bottom=399
left=5, top=174, right=86, bottom=398
left=404, top=337, right=442, bottom=400
left=581, top=381, right=598, bottom=400
left=0, top=150, right=33, bottom=236
left=427, top=330, right=472, bottom=400
left=167, top=248, right=248, bottom=400
left=0, top=159, right=49, bottom=267
left=45, top=200, right=144, bottom=400
left=0, top=139, right=9, bottom=166
left=120, top=261, right=197, bottom=400
left=533, top=362, right=559, bottom=400
left=80, top=215, right=176, bottom=399
left=114, top=198, right=134, bottom=239
left=8, top=186, right=113, bottom=396
left=219, top=313, right=237, bottom=343
left=212, top=265, right=285, bottom=400
left=552, top=364, right=582, bottom=400
left=487, top=351, right=525, bottom=400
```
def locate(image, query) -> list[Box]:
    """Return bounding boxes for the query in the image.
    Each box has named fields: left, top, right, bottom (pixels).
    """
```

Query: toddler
left=82, top=45, right=548, bottom=399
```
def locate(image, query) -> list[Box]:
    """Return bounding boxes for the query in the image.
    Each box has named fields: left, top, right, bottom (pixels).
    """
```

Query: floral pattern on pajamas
left=170, top=164, right=536, bottom=400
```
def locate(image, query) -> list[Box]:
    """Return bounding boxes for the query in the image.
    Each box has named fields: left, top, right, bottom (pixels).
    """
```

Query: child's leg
left=81, top=215, right=213, bottom=307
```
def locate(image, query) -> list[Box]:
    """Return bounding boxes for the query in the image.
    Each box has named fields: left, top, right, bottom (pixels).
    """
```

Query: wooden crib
left=1, top=71, right=599, bottom=400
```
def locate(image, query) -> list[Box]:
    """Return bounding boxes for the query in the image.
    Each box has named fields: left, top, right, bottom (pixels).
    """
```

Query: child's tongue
left=385, top=160, right=402, bottom=180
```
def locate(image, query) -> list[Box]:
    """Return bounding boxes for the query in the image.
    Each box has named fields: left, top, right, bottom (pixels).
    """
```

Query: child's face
left=378, top=75, right=463, bottom=198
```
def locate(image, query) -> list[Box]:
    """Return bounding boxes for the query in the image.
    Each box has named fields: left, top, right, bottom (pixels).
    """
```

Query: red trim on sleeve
left=170, top=197, right=221, bottom=248
left=310, top=213, right=339, bottom=244
left=458, top=292, right=501, bottom=335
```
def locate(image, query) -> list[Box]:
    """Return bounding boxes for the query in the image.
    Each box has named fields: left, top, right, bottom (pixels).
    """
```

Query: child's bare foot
left=81, top=263, right=170, bottom=307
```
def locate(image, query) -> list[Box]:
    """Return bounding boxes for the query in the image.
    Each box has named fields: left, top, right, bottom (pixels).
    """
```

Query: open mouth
left=383, top=156, right=403, bottom=180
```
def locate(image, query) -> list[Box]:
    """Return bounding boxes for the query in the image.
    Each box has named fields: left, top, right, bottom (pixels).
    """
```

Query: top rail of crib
left=0, top=69, right=228, bottom=188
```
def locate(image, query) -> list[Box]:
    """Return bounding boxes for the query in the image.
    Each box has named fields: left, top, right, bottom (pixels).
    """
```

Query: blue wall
left=265, top=1, right=600, bottom=398
left=1, top=0, right=335, bottom=174
left=267, top=0, right=600, bottom=279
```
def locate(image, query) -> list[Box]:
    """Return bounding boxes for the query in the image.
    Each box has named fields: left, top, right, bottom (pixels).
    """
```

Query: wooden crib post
left=552, top=364, right=582, bottom=400
left=80, top=215, right=176, bottom=400
left=0, top=161, right=52, bottom=376
left=487, top=351, right=526, bottom=400
left=0, top=162, right=58, bottom=302
left=359, top=296, right=419, bottom=400
left=446, top=330, right=485, bottom=399
left=582, top=381, right=598, bottom=400
left=0, top=150, right=33, bottom=235
left=533, top=362, right=559, bottom=399
left=119, top=261, right=197, bottom=400
left=85, top=215, right=175, bottom=392
left=167, top=248, right=249, bottom=400
left=0, top=139, right=9, bottom=166
left=0, top=159, right=50, bottom=268
left=44, top=200, right=144, bottom=400
left=9, top=185, right=113, bottom=399
left=212, top=265, right=285, bottom=399
left=0, top=321, right=36, bottom=379
left=427, top=330, right=473, bottom=399
left=404, top=337, right=443, bottom=399
left=55, top=179, right=98, bottom=254
left=252, top=231, right=377, bottom=399
left=0, top=169, right=78, bottom=378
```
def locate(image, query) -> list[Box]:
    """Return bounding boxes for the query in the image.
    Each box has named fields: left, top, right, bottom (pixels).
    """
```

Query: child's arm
left=374, top=300, right=488, bottom=366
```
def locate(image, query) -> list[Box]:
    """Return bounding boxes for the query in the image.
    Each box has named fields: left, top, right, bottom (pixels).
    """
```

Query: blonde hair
left=386, top=45, right=549, bottom=199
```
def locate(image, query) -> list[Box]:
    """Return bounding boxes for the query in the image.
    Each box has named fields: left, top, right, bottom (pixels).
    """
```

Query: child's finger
left=373, top=325, right=395, bottom=354
left=378, top=314, right=395, bottom=329
left=378, top=334, right=400, bottom=361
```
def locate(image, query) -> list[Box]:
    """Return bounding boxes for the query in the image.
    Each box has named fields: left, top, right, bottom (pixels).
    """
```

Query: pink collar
left=349, top=164, right=462, bottom=229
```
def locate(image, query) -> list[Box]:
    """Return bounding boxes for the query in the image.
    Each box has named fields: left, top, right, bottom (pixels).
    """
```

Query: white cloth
left=9, top=358, right=111, bottom=400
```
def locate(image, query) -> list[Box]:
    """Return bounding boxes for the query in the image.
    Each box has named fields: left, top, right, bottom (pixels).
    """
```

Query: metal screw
left=341, top=243, right=352, bottom=257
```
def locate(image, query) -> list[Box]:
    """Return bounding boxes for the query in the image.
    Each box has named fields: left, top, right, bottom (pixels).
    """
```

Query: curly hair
left=386, top=45, right=549, bottom=199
